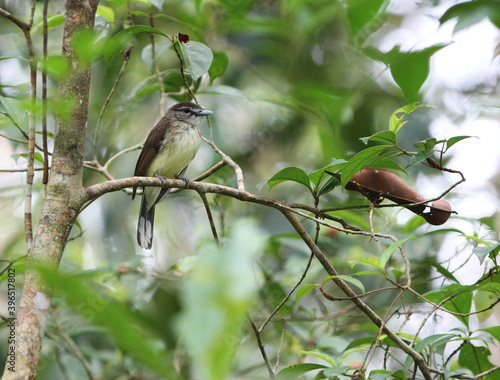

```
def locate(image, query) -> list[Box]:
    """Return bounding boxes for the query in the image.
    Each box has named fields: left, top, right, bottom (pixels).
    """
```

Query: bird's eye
left=182, top=108, right=191, bottom=114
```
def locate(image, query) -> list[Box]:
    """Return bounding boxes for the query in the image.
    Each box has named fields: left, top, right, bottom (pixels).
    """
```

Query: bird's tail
left=137, top=190, right=155, bottom=249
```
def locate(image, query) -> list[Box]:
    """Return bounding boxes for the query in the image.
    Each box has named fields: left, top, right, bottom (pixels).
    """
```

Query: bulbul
left=132, top=101, right=213, bottom=249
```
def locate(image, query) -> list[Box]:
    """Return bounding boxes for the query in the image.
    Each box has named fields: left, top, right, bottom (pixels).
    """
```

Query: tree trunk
left=2, top=1, right=98, bottom=378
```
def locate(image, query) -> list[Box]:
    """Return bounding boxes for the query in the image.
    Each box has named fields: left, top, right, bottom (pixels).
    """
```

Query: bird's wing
left=134, top=120, right=167, bottom=177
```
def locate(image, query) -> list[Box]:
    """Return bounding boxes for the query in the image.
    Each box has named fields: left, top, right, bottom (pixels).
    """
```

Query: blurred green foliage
left=1, top=0, right=500, bottom=379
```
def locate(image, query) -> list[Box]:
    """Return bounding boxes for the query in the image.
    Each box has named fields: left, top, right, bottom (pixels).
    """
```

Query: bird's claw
left=177, top=177, right=190, bottom=186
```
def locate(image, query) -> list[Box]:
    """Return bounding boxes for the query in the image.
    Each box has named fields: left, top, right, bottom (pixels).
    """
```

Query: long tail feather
left=137, top=190, right=155, bottom=249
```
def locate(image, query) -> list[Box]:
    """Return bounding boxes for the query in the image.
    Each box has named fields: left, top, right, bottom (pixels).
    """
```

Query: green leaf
left=296, top=284, right=316, bottom=300
left=346, top=0, right=386, bottom=39
left=276, top=363, right=328, bottom=380
left=299, top=350, right=336, bottom=367
left=97, top=5, right=115, bottom=22
left=391, top=45, right=447, bottom=100
left=475, top=284, right=500, bottom=322
left=105, top=26, right=168, bottom=64
left=323, top=366, right=358, bottom=377
left=458, top=342, right=494, bottom=375
left=0, top=56, right=28, bottom=63
left=473, top=243, right=500, bottom=264
left=445, top=135, right=474, bottom=152
left=353, top=270, right=385, bottom=277
left=380, top=237, right=418, bottom=270
left=364, top=155, right=406, bottom=173
left=323, top=275, right=365, bottom=295
left=343, top=336, right=377, bottom=352
left=351, top=256, right=383, bottom=272
left=404, top=334, right=452, bottom=373
left=460, top=234, right=492, bottom=246
left=440, top=1, right=500, bottom=33
left=425, top=284, right=474, bottom=327
left=341, top=145, right=389, bottom=188
left=35, top=14, right=64, bottom=34
left=179, top=40, right=214, bottom=81
left=366, top=45, right=448, bottom=100
left=359, top=130, right=397, bottom=146
left=267, top=167, right=312, bottom=192
left=308, top=160, right=345, bottom=194
left=45, top=55, right=70, bottom=78
left=318, top=176, right=341, bottom=196
left=405, top=148, right=435, bottom=168
left=326, top=210, right=370, bottom=231
left=367, top=370, right=393, bottom=380
left=414, top=137, right=441, bottom=151
left=479, top=326, right=500, bottom=345
left=388, top=102, right=429, bottom=133
left=209, top=51, right=229, bottom=82
left=402, top=215, right=427, bottom=233
left=431, top=262, right=459, bottom=283
left=11, top=153, right=44, bottom=165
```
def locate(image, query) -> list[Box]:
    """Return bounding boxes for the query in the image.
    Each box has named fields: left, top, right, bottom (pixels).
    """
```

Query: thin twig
left=201, top=135, right=245, bottom=191
left=196, top=189, right=219, bottom=246
left=51, top=309, right=97, bottom=380
left=171, top=35, right=196, bottom=101
left=259, top=251, right=314, bottom=333
left=248, top=315, right=275, bottom=379
left=273, top=319, right=285, bottom=373
left=92, top=54, right=131, bottom=162
left=1, top=3, right=40, bottom=249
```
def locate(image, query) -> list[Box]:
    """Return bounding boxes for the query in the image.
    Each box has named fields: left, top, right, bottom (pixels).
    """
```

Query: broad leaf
left=440, top=1, right=500, bottom=33
left=414, top=137, right=441, bottom=151
left=341, top=145, right=390, bottom=188
left=323, top=275, right=365, bottom=295
left=209, top=51, right=229, bottom=82
left=458, top=342, right=494, bottom=375
left=380, top=237, right=418, bottom=270
left=276, top=363, right=327, bottom=380
left=179, top=40, right=214, bottom=81
left=299, top=350, right=336, bottom=367
left=445, top=135, right=474, bottom=152
left=295, top=284, right=316, bottom=300
left=360, top=130, right=397, bottom=146
left=473, top=243, right=500, bottom=264
left=405, top=148, right=435, bottom=168
left=366, top=45, right=448, bottom=100
left=97, top=5, right=115, bottom=22
left=388, top=102, right=429, bottom=133
left=267, top=167, right=312, bottom=192
left=404, top=334, right=453, bottom=373
left=351, top=256, right=383, bottom=272
left=425, top=284, right=475, bottom=327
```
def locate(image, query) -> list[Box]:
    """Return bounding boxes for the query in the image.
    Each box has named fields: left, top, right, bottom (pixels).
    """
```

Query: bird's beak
left=196, top=109, right=213, bottom=116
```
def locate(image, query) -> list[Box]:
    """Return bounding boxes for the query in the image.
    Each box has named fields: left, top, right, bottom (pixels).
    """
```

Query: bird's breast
left=146, top=127, right=201, bottom=178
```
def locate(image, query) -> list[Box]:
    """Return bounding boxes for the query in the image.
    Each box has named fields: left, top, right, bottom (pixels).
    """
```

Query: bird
left=132, top=101, right=213, bottom=249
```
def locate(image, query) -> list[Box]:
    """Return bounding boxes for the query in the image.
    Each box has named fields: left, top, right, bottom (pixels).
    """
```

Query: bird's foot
left=176, top=176, right=190, bottom=186
left=154, top=174, right=167, bottom=185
